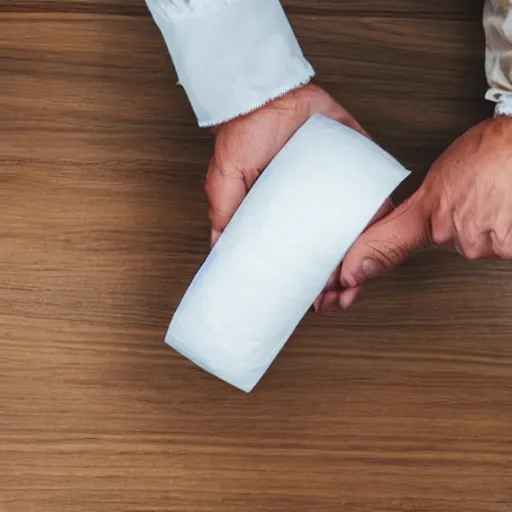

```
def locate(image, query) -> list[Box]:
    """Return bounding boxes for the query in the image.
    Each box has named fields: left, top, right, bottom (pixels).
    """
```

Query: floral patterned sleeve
left=484, top=0, right=512, bottom=116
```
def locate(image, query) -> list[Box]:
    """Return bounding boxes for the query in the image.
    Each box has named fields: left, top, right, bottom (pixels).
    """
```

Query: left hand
left=337, top=116, right=512, bottom=308
left=206, top=84, right=366, bottom=246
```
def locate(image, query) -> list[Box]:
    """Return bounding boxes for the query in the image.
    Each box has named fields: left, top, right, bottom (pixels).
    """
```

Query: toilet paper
left=166, top=114, right=409, bottom=392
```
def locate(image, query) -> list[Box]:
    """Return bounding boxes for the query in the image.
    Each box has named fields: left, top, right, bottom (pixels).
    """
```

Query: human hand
left=205, top=84, right=367, bottom=246
left=338, top=116, right=512, bottom=309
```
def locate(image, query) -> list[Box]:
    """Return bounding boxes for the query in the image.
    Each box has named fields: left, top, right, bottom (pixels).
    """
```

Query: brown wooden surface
left=1, top=2, right=511, bottom=511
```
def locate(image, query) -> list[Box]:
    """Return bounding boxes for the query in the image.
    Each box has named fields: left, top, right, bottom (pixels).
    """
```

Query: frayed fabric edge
left=485, top=89, right=512, bottom=117
left=495, top=97, right=512, bottom=117
left=155, top=0, right=250, bottom=20
left=197, top=71, right=316, bottom=128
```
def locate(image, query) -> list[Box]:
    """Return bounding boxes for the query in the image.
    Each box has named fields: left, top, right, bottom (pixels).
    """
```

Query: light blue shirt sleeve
left=145, top=0, right=315, bottom=127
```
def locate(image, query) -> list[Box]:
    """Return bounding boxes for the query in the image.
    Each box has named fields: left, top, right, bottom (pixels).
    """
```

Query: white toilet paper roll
left=166, top=114, right=409, bottom=392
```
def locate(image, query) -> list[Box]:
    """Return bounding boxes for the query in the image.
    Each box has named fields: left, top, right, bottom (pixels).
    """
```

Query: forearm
left=484, top=0, right=512, bottom=115
left=145, top=0, right=314, bottom=127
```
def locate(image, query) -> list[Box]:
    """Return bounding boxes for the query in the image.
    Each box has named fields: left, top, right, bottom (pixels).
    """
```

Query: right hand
left=337, top=116, right=512, bottom=309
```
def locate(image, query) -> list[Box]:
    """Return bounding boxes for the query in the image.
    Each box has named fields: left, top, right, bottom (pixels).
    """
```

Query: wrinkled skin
left=339, top=116, right=512, bottom=308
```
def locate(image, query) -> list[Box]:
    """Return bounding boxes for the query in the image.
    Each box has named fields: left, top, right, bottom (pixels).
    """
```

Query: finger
left=338, top=286, right=363, bottom=310
left=330, top=200, right=392, bottom=308
left=326, top=103, right=365, bottom=135
left=370, top=198, right=394, bottom=223
left=322, top=200, right=393, bottom=310
left=326, top=198, right=392, bottom=301
left=313, top=199, right=394, bottom=312
left=314, top=269, right=341, bottom=313
left=205, top=161, right=248, bottom=246
left=317, top=98, right=366, bottom=136
left=457, top=233, right=495, bottom=260
left=341, top=191, right=433, bottom=288
left=319, top=291, right=339, bottom=313
left=304, top=84, right=369, bottom=137
left=490, top=230, right=512, bottom=259
left=211, top=229, right=222, bottom=247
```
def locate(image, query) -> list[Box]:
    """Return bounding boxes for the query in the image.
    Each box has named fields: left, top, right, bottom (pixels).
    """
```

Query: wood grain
left=0, top=2, right=511, bottom=512
left=0, top=0, right=485, bottom=17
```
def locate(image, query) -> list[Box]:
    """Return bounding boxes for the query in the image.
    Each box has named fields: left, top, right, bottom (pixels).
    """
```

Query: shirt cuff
left=485, top=89, right=512, bottom=117
left=146, top=0, right=315, bottom=127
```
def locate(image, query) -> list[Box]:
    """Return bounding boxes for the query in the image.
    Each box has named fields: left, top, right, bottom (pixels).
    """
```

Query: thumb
left=205, top=159, right=260, bottom=246
left=341, top=192, right=432, bottom=288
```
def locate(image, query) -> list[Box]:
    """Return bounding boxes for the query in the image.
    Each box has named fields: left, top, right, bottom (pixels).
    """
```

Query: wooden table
left=1, top=1, right=511, bottom=511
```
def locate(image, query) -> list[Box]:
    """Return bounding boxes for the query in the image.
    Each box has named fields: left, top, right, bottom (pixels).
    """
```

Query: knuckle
left=493, top=239, right=512, bottom=259
left=458, top=232, right=490, bottom=260
left=432, top=227, right=451, bottom=247
left=430, top=200, right=452, bottom=246
left=492, top=229, right=512, bottom=259
left=366, top=238, right=405, bottom=268
left=461, top=244, right=483, bottom=261
left=342, top=272, right=359, bottom=290
left=207, top=202, right=226, bottom=223
left=461, top=235, right=482, bottom=260
left=340, top=262, right=358, bottom=289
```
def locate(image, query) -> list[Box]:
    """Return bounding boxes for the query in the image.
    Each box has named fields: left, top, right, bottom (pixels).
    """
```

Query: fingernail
left=361, top=258, right=385, bottom=281
left=313, top=297, right=322, bottom=314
